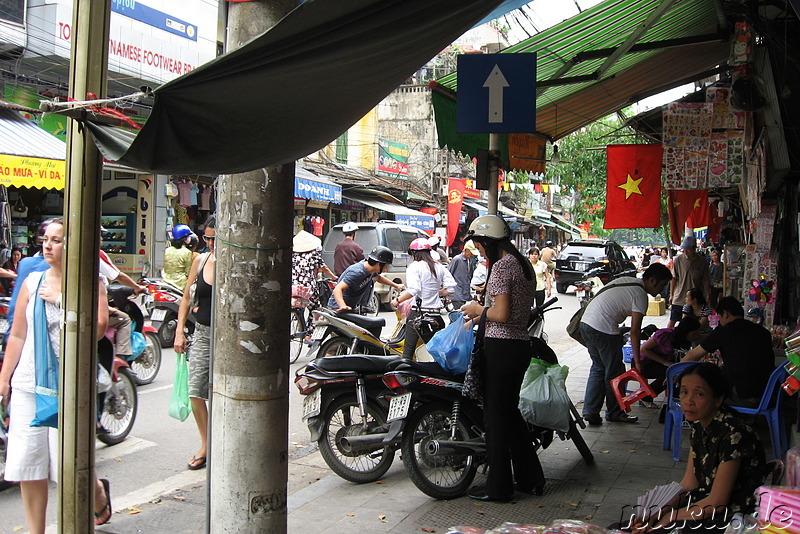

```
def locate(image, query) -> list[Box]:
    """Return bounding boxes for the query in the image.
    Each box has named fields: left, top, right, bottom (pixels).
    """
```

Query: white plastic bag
left=518, top=362, right=570, bottom=432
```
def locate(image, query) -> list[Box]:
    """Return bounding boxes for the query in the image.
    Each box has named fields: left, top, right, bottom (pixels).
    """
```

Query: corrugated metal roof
left=437, top=0, right=730, bottom=141
left=0, top=108, right=66, bottom=160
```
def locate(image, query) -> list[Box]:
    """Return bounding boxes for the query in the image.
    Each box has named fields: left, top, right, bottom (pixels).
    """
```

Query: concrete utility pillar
left=210, top=1, right=298, bottom=532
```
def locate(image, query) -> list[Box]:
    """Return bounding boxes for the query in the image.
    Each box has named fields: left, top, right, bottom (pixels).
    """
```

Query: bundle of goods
left=447, top=519, right=610, bottom=534
left=755, top=486, right=800, bottom=534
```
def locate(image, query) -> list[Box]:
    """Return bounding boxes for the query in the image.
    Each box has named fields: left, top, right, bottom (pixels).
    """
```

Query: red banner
left=446, top=178, right=465, bottom=247
left=667, top=189, right=709, bottom=244
left=604, top=144, right=663, bottom=229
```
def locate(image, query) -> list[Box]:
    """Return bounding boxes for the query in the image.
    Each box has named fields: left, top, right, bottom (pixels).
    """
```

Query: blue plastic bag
left=31, top=274, right=58, bottom=428
left=425, top=314, right=474, bottom=374
left=130, top=331, right=146, bottom=359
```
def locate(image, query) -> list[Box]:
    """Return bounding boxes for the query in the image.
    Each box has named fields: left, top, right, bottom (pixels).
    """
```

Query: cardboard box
left=646, top=298, right=666, bottom=316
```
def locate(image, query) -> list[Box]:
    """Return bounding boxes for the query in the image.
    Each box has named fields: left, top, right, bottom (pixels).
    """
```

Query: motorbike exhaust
left=338, top=433, right=392, bottom=453
left=424, top=439, right=486, bottom=456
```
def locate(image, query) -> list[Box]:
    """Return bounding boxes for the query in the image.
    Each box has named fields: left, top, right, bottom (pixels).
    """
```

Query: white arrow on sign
left=483, top=64, right=509, bottom=124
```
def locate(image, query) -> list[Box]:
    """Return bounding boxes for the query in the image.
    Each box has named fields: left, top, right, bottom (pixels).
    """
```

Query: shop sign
left=137, top=177, right=153, bottom=256
left=294, top=177, right=342, bottom=203
left=377, top=138, right=409, bottom=178
left=307, top=200, right=329, bottom=209
left=293, top=198, right=307, bottom=208
left=0, top=154, right=65, bottom=189
left=395, top=214, right=434, bottom=231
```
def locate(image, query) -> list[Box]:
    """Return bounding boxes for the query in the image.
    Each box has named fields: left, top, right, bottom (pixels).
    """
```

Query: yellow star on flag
left=693, top=198, right=701, bottom=209
left=617, top=174, right=644, bottom=199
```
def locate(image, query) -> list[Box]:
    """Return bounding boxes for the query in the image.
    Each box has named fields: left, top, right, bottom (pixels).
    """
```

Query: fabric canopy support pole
left=59, top=0, right=110, bottom=531
left=85, top=0, right=505, bottom=175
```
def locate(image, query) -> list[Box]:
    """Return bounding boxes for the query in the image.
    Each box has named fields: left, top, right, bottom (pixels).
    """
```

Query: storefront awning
left=294, top=166, right=342, bottom=203
left=342, top=191, right=434, bottom=231
left=0, top=108, right=66, bottom=189
left=462, top=200, right=525, bottom=220
left=433, top=0, right=731, bottom=165
left=551, top=213, right=582, bottom=238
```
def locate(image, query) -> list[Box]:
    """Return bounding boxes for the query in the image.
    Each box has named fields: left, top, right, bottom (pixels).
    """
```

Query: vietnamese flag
left=604, top=144, right=663, bottom=229
left=667, top=189, right=709, bottom=244
left=446, top=178, right=465, bottom=247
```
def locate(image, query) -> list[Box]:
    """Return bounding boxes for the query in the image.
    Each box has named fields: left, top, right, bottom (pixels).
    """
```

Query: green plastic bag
left=518, top=359, right=571, bottom=432
left=168, top=352, right=192, bottom=422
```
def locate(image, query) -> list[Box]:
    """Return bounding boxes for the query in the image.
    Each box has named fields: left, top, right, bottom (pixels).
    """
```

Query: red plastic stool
left=610, top=368, right=656, bottom=413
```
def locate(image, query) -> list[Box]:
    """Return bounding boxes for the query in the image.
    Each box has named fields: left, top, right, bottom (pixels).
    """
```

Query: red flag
left=666, top=189, right=709, bottom=244
left=604, top=144, right=663, bottom=229
left=446, top=178, right=465, bottom=247
left=686, top=191, right=710, bottom=228
left=707, top=201, right=724, bottom=242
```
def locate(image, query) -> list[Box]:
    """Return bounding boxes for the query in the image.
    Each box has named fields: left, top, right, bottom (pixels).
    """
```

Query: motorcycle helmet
left=367, top=245, right=394, bottom=265
left=545, top=240, right=554, bottom=247
left=465, top=214, right=511, bottom=242
left=342, top=222, right=358, bottom=234
left=171, top=224, right=192, bottom=241
left=427, top=236, right=441, bottom=248
left=409, top=237, right=432, bottom=251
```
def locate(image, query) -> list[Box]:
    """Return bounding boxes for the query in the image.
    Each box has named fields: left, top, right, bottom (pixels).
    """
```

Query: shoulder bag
left=187, top=253, right=210, bottom=309
left=31, top=273, right=59, bottom=428
left=462, top=307, right=489, bottom=401
left=566, top=281, right=644, bottom=346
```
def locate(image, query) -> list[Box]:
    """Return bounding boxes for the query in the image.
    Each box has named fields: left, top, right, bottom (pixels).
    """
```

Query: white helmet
left=466, top=214, right=511, bottom=241
left=342, top=222, right=358, bottom=234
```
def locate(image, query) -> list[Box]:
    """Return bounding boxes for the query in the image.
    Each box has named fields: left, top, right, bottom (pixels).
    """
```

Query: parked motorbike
left=294, top=353, right=403, bottom=483
left=107, top=283, right=162, bottom=385
left=380, top=297, right=594, bottom=500
left=141, top=277, right=195, bottom=349
left=574, top=267, right=604, bottom=308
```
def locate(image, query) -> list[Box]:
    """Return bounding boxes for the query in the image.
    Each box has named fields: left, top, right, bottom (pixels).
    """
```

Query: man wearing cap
left=448, top=241, right=477, bottom=309
left=667, top=235, right=711, bottom=328
left=334, top=222, right=363, bottom=277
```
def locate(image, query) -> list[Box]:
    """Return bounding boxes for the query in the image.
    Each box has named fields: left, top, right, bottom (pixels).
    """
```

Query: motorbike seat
left=314, top=354, right=402, bottom=374
left=107, top=283, right=135, bottom=308
left=389, top=359, right=465, bottom=381
left=334, top=311, right=386, bottom=330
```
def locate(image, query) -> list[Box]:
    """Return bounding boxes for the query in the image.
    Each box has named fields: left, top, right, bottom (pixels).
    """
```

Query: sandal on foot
left=187, top=456, right=207, bottom=470
left=94, top=478, right=112, bottom=526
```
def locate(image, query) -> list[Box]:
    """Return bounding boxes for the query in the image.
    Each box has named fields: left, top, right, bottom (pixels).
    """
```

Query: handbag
left=566, top=281, right=644, bottom=346
left=168, top=352, right=192, bottom=422
left=187, top=253, right=210, bottom=309
left=426, top=313, right=474, bottom=374
left=462, top=308, right=489, bottom=401
left=31, top=273, right=59, bottom=428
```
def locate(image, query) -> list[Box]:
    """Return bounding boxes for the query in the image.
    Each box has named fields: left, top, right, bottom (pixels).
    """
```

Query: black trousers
left=403, top=310, right=444, bottom=359
left=481, top=337, right=545, bottom=497
left=639, top=358, right=669, bottom=396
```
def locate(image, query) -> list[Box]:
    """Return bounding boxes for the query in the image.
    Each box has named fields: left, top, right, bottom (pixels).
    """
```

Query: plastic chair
left=663, top=361, right=702, bottom=461
left=610, top=368, right=657, bottom=413
left=727, top=363, right=789, bottom=460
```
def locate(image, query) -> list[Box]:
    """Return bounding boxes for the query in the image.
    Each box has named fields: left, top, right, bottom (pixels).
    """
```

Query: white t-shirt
left=580, top=277, right=648, bottom=335
left=405, top=261, right=456, bottom=309
left=98, top=250, right=120, bottom=286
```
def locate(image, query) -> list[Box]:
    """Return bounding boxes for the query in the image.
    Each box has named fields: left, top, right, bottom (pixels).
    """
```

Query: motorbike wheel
left=289, top=308, right=305, bottom=364
left=98, top=367, right=138, bottom=446
left=157, top=311, right=177, bottom=348
left=362, top=292, right=380, bottom=317
left=401, top=402, right=477, bottom=500
left=131, top=333, right=162, bottom=385
left=318, top=336, right=352, bottom=358
left=318, top=396, right=394, bottom=483
left=567, top=420, right=595, bottom=465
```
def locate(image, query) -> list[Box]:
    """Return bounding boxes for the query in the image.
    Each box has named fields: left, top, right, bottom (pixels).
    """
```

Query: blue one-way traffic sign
left=456, top=53, right=536, bottom=134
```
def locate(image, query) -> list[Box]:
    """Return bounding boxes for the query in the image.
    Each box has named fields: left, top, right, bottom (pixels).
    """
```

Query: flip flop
left=187, top=456, right=207, bottom=470
left=94, top=478, right=112, bottom=526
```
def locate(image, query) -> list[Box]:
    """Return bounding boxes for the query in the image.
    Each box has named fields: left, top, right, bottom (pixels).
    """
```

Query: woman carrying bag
left=0, top=219, right=113, bottom=530
left=461, top=215, right=545, bottom=502
left=393, top=238, right=456, bottom=359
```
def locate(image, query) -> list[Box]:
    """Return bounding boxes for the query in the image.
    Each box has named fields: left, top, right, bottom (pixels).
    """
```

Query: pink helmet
left=409, top=237, right=432, bottom=251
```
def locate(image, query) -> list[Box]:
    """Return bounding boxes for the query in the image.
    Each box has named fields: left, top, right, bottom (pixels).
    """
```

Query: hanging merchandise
left=177, top=181, right=193, bottom=207
left=165, top=182, right=178, bottom=197
left=311, top=216, right=325, bottom=237
left=190, top=183, right=199, bottom=206
left=11, top=198, right=27, bottom=219
left=199, top=186, right=212, bottom=211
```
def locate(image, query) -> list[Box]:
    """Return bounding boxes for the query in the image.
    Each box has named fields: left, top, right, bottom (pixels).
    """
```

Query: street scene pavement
left=0, top=296, right=699, bottom=533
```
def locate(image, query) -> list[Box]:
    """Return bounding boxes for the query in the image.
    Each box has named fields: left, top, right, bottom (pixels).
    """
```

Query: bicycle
left=290, top=285, right=314, bottom=364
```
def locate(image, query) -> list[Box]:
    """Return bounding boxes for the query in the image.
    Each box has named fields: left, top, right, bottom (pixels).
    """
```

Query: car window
left=354, top=230, right=378, bottom=253
left=606, top=246, right=619, bottom=261
left=559, top=244, right=606, bottom=259
left=322, top=229, right=344, bottom=252
left=400, top=230, right=419, bottom=250
left=384, top=227, right=404, bottom=252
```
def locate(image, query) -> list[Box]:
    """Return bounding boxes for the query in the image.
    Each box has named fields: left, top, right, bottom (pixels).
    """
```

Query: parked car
left=553, top=239, right=637, bottom=294
left=321, top=222, right=429, bottom=310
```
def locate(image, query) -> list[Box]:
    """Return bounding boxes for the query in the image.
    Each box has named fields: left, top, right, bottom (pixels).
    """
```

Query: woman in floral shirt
left=632, top=363, right=766, bottom=534
left=292, top=231, right=335, bottom=337
left=462, top=215, right=544, bottom=502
